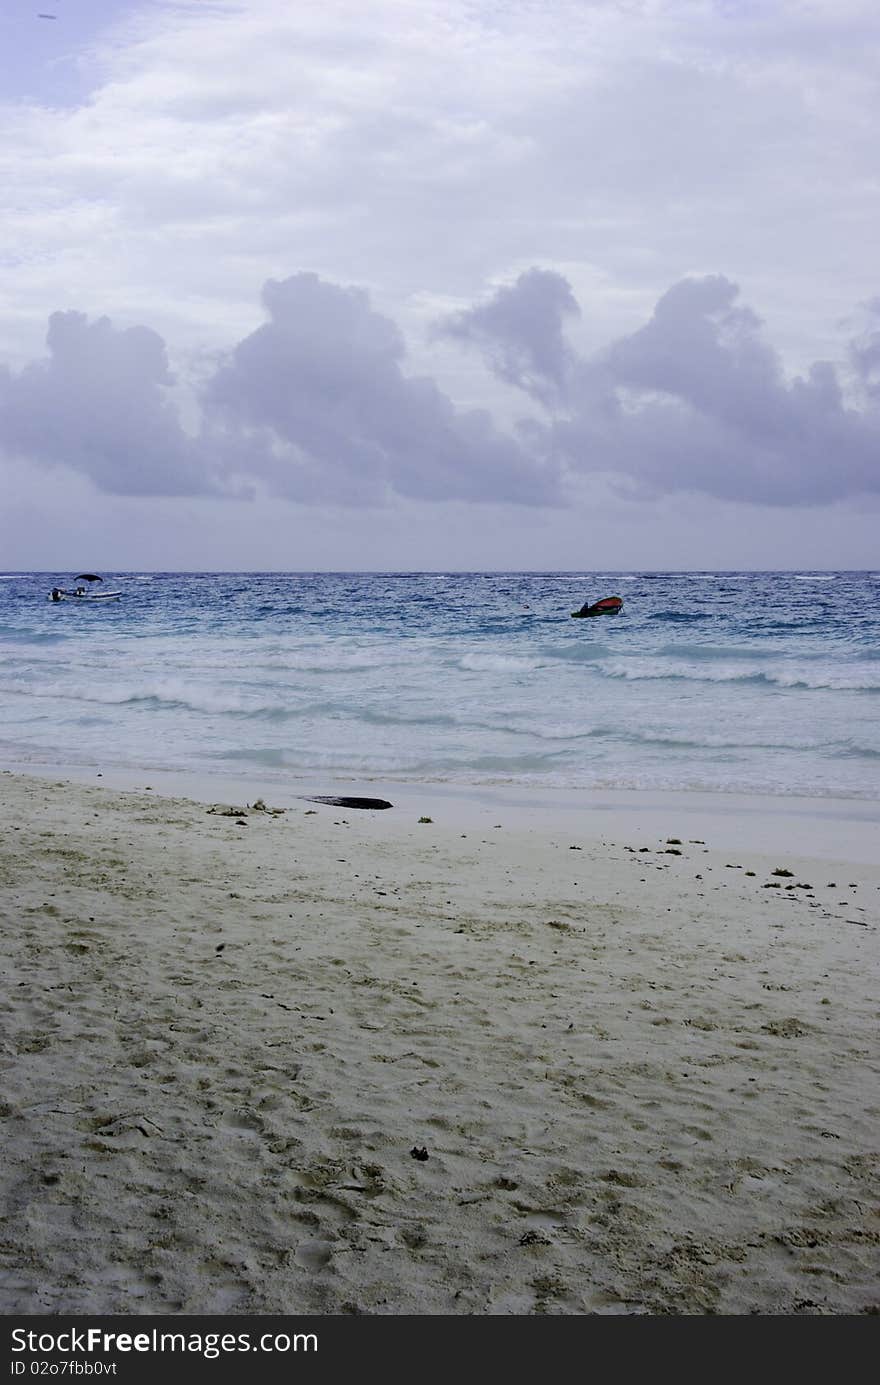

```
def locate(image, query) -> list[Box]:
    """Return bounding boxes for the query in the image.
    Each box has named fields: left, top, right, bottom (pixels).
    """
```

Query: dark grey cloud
left=434, top=268, right=580, bottom=408
left=0, top=276, right=560, bottom=507
left=445, top=270, right=880, bottom=506
left=1, top=269, right=877, bottom=511
left=202, top=272, right=560, bottom=504
left=0, top=310, right=222, bottom=496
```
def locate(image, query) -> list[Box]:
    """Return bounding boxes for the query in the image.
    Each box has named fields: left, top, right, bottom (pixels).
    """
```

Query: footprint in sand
left=294, top=1239, right=334, bottom=1270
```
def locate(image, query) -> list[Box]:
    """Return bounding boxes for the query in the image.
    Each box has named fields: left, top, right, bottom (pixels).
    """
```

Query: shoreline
left=2, top=754, right=879, bottom=864
left=1, top=769, right=877, bottom=1314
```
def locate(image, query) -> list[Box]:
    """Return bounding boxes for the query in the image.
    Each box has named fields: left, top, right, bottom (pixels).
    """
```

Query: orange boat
left=571, top=595, right=624, bottom=618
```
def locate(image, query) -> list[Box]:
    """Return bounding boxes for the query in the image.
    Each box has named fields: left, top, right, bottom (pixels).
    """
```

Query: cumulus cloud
left=0, top=310, right=221, bottom=496
left=1, top=269, right=877, bottom=510
left=202, top=272, right=561, bottom=505
left=0, top=274, right=561, bottom=507
left=443, top=270, right=880, bottom=506
left=435, top=268, right=580, bottom=408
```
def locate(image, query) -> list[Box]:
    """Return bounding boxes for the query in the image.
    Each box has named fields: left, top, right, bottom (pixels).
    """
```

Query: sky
left=0, top=0, right=878, bottom=571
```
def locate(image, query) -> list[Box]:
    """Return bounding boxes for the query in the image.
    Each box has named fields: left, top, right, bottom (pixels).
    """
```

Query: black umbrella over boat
left=74, top=574, right=103, bottom=582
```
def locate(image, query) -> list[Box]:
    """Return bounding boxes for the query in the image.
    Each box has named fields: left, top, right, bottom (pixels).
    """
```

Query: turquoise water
left=0, top=571, right=878, bottom=799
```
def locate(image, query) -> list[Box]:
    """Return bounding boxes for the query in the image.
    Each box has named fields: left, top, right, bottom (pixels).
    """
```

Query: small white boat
left=48, top=575, right=122, bottom=602
left=48, top=588, right=122, bottom=601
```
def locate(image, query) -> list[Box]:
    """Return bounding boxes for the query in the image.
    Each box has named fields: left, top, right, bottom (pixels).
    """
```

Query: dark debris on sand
left=301, top=796, right=393, bottom=810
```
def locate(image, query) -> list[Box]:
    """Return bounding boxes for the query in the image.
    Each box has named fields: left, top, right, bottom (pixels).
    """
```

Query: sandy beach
left=0, top=768, right=877, bottom=1315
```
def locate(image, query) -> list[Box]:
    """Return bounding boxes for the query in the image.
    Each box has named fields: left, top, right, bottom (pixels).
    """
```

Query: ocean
left=0, top=571, right=878, bottom=801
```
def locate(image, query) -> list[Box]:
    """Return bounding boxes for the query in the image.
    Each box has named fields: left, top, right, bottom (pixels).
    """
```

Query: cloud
left=435, top=268, right=580, bottom=408
left=443, top=270, right=880, bottom=506
left=849, top=297, right=880, bottom=402
left=202, top=272, right=561, bottom=505
left=0, top=274, right=561, bottom=507
left=0, top=310, right=222, bottom=496
left=1, top=268, right=877, bottom=512
left=3, top=0, right=879, bottom=391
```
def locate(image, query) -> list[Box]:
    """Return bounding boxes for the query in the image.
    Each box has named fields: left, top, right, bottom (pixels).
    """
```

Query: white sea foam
left=458, top=652, right=543, bottom=672
left=596, top=658, right=880, bottom=693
